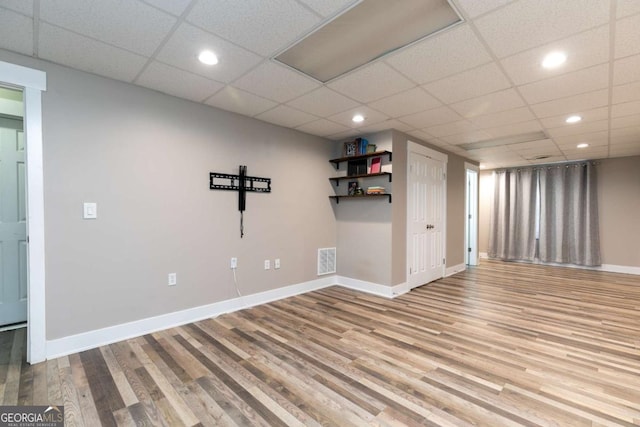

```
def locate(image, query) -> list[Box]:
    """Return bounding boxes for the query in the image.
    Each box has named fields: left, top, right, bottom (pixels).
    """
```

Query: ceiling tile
left=613, top=81, right=640, bottom=104
left=450, top=89, right=525, bottom=118
left=469, top=107, right=535, bottom=129
left=136, top=61, right=224, bottom=102
left=1, top=0, right=33, bottom=16
left=547, top=119, right=609, bottom=138
left=40, top=0, right=176, bottom=56
left=233, top=62, right=320, bottom=103
left=500, top=25, right=609, bottom=86
left=0, top=8, right=33, bottom=56
left=611, top=113, right=640, bottom=129
left=440, top=130, right=493, bottom=145
left=609, top=145, right=640, bottom=157
left=617, top=0, right=640, bottom=18
left=530, top=89, right=608, bottom=118
left=186, top=0, right=320, bottom=56
left=613, top=54, right=640, bottom=86
left=507, top=138, right=556, bottom=152
left=296, top=0, right=358, bottom=17
left=610, top=126, right=640, bottom=140
left=425, top=120, right=480, bottom=138
left=155, top=23, right=263, bottom=83
left=553, top=131, right=608, bottom=148
left=424, top=63, right=511, bottom=104
left=540, top=106, right=609, bottom=128
left=398, top=106, right=462, bottom=129
left=518, top=63, right=609, bottom=105
left=482, top=120, right=542, bottom=139
left=205, top=86, right=277, bottom=117
left=368, top=87, right=441, bottom=118
left=474, top=0, right=609, bottom=58
left=286, top=87, right=359, bottom=117
left=562, top=148, right=608, bottom=159
left=255, top=105, right=318, bottom=128
left=38, top=23, right=148, bottom=82
left=385, top=24, right=492, bottom=84
left=610, top=139, right=640, bottom=150
left=327, top=62, right=415, bottom=103
left=615, top=13, right=640, bottom=59
left=327, top=106, right=389, bottom=128
left=295, top=119, right=350, bottom=137
left=328, top=128, right=361, bottom=140
left=140, top=0, right=192, bottom=16
left=406, top=130, right=435, bottom=143
left=454, top=0, right=515, bottom=18
left=611, top=100, right=640, bottom=118
left=357, top=119, right=414, bottom=134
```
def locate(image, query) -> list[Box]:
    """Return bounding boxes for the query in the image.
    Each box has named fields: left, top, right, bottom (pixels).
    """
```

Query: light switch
left=83, top=202, right=97, bottom=219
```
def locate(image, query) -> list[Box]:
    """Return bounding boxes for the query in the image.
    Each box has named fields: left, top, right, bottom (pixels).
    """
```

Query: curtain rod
left=493, top=160, right=599, bottom=173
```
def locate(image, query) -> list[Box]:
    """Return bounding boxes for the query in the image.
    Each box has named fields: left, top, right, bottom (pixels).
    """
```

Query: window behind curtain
left=489, top=162, right=601, bottom=267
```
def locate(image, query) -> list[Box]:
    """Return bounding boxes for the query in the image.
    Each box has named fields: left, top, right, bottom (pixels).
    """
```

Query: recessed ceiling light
left=565, top=115, right=582, bottom=124
left=542, top=51, right=567, bottom=69
left=577, top=143, right=589, bottom=148
left=198, top=50, right=218, bottom=65
left=352, top=114, right=365, bottom=123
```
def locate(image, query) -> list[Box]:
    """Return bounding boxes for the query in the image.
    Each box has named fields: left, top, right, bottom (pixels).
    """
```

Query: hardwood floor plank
left=1, top=260, right=639, bottom=425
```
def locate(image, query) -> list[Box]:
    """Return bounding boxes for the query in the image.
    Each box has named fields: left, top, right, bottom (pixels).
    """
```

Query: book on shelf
left=356, top=137, right=369, bottom=155
left=366, top=186, right=386, bottom=195
left=369, top=156, right=381, bottom=174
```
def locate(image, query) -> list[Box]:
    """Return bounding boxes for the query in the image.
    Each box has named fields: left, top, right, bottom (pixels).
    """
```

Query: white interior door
left=407, top=150, right=445, bottom=289
left=0, top=124, right=27, bottom=325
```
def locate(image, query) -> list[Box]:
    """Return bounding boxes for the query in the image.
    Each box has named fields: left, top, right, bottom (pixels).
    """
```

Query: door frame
left=406, top=141, right=447, bottom=288
left=0, top=60, right=47, bottom=363
left=464, top=162, right=479, bottom=266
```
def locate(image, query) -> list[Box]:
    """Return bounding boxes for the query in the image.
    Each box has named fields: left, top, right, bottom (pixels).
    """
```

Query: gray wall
left=333, top=129, right=475, bottom=286
left=478, top=155, right=640, bottom=268
left=333, top=131, right=393, bottom=284
left=0, top=49, right=337, bottom=340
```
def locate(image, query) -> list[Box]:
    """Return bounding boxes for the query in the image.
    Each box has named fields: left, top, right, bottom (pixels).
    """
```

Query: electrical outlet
left=274, top=258, right=280, bottom=269
left=264, top=260, right=270, bottom=270
left=168, top=273, right=177, bottom=286
left=230, top=257, right=238, bottom=269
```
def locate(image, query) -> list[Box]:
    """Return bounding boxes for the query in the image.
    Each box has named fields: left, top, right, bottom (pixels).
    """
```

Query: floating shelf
left=329, top=150, right=392, bottom=169
left=329, top=194, right=392, bottom=204
left=329, top=172, right=392, bottom=185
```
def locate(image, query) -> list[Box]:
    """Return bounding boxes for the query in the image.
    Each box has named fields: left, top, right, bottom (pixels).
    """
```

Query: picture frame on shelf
left=348, top=181, right=358, bottom=196
left=343, top=140, right=358, bottom=157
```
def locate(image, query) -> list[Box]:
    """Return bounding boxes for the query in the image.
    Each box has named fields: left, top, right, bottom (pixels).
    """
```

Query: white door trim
left=406, top=141, right=448, bottom=285
left=0, top=60, right=47, bottom=363
left=464, top=162, right=479, bottom=266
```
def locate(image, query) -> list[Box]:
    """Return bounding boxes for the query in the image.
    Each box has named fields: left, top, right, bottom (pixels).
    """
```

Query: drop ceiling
left=1, top=0, right=639, bottom=168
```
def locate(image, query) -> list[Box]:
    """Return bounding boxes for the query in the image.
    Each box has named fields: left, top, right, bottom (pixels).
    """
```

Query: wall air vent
left=317, top=247, right=337, bottom=275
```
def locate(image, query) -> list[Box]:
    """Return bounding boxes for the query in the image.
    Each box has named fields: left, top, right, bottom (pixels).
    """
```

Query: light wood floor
left=1, top=260, right=639, bottom=426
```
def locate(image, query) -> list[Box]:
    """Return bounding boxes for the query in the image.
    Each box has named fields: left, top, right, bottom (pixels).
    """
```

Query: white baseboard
left=445, top=263, right=466, bottom=277
left=479, top=252, right=489, bottom=259
left=45, top=276, right=337, bottom=360
left=337, top=276, right=409, bottom=298
left=600, top=264, right=640, bottom=276
left=481, top=255, right=640, bottom=277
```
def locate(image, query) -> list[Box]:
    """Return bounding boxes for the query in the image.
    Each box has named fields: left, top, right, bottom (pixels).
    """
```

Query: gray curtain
left=539, top=163, right=601, bottom=266
left=488, top=168, right=537, bottom=261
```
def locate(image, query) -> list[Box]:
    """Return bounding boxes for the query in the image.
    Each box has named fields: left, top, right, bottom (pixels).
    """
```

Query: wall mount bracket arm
left=210, top=166, right=271, bottom=238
